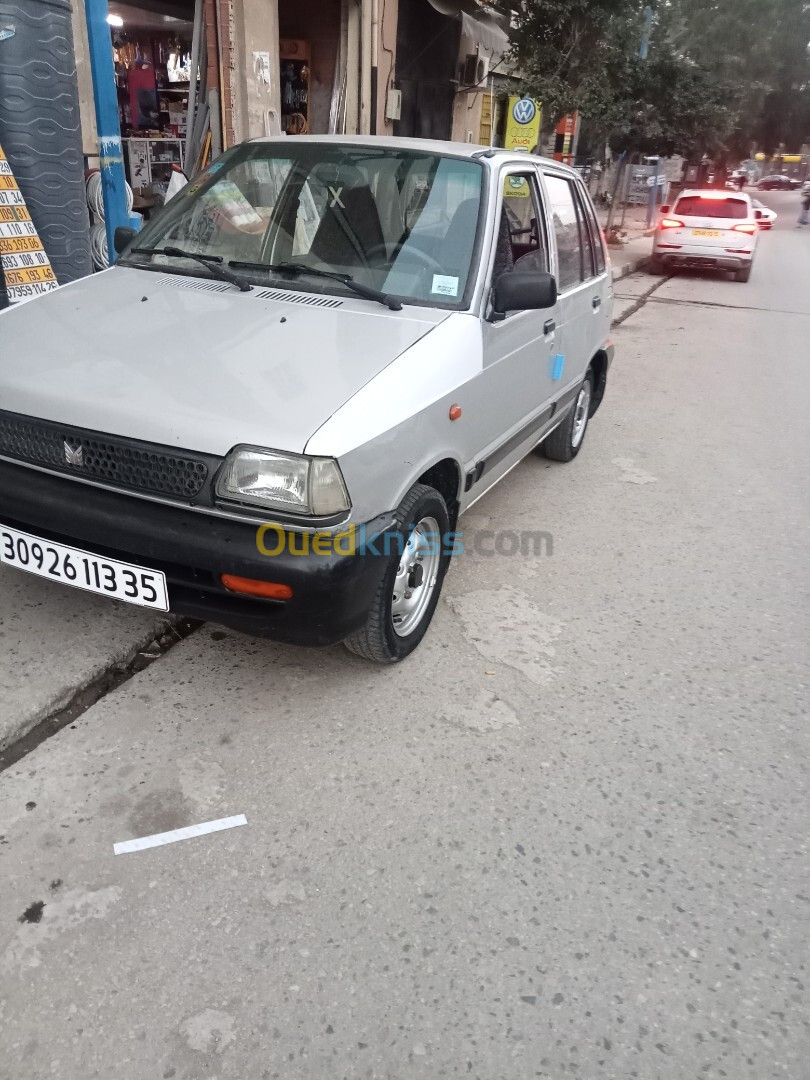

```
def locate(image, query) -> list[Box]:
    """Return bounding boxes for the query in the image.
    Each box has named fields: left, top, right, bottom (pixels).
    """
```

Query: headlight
left=216, top=446, right=350, bottom=516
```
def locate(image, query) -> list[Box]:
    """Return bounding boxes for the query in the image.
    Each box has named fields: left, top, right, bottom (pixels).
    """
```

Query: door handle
left=543, top=318, right=556, bottom=334
left=592, top=296, right=602, bottom=309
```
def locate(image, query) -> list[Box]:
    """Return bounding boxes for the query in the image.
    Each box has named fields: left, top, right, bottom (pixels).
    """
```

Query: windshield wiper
left=228, top=259, right=402, bottom=311
left=129, top=246, right=251, bottom=293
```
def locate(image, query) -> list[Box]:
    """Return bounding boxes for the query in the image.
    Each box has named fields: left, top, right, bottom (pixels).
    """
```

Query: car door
left=573, top=179, right=612, bottom=363
left=539, top=171, right=598, bottom=399
left=472, top=166, right=563, bottom=495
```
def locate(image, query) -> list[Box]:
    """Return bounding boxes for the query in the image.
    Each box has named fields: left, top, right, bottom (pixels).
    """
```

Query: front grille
left=0, top=410, right=213, bottom=499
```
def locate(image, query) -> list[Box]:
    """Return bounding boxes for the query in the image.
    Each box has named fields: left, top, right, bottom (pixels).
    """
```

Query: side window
left=493, top=172, right=549, bottom=286
left=543, top=173, right=583, bottom=290
left=575, top=188, right=596, bottom=279
left=576, top=185, right=606, bottom=275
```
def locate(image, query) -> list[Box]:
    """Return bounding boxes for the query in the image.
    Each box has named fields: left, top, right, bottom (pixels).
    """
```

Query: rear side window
left=576, top=187, right=606, bottom=275
left=544, top=173, right=583, bottom=290
left=674, top=197, right=748, bottom=219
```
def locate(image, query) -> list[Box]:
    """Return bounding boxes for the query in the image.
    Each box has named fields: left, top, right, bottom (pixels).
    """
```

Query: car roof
left=247, top=134, right=582, bottom=178
left=677, top=189, right=751, bottom=200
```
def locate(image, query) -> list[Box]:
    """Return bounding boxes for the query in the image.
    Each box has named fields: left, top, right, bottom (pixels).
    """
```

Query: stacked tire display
left=0, top=0, right=91, bottom=286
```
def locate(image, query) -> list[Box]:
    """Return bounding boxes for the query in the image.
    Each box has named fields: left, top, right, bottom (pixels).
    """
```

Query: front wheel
left=542, top=372, right=594, bottom=463
left=344, top=483, right=451, bottom=663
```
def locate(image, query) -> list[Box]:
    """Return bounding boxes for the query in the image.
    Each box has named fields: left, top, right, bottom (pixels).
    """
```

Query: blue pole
left=84, top=0, right=136, bottom=262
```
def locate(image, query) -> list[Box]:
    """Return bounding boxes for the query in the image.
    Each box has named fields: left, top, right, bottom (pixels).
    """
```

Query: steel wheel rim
left=571, top=381, right=591, bottom=448
left=391, top=515, right=441, bottom=637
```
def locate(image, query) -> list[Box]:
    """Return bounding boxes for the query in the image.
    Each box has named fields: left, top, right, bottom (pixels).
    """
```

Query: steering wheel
left=364, top=243, right=445, bottom=275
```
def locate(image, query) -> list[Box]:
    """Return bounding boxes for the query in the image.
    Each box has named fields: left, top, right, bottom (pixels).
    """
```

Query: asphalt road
left=0, top=189, right=808, bottom=1080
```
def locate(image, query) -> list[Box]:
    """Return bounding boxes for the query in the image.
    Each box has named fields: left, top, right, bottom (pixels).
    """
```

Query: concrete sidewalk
left=0, top=221, right=654, bottom=757
left=600, top=202, right=656, bottom=281
left=610, top=232, right=653, bottom=281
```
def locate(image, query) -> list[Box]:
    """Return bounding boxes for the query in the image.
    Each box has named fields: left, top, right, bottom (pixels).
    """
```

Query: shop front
left=105, top=2, right=197, bottom=210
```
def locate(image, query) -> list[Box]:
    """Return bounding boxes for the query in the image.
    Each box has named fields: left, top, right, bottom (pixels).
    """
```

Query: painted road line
left=113, top=814, right=248, bottom=855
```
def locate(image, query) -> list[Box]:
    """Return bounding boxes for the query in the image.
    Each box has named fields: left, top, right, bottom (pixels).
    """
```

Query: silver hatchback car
left=0, top=136, right=613, bottom=661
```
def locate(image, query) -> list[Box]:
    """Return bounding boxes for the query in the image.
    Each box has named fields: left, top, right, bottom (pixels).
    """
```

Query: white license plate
left=0, top=523, right=169, bottom=610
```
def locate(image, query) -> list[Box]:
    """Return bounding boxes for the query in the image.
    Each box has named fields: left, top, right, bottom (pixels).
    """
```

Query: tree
left=506, top=0, right=810, bottom=158
left=506, top=0, right=653, bottom=132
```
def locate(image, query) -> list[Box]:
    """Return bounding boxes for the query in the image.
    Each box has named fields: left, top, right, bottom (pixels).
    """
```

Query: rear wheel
left=735, top=264, right=752, bottom=282
left=542, top=372, right=593, bottom=463
left=649, top=255, right=665, bottom=275
left=344, top=483, right=451, bottom=663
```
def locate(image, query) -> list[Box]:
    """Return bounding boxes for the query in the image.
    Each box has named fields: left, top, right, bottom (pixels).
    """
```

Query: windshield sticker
left=431, top=274, right=459, bottom=297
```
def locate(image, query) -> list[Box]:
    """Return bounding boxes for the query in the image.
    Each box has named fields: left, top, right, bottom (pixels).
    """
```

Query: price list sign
left=0, top=142, right=60, bottom=305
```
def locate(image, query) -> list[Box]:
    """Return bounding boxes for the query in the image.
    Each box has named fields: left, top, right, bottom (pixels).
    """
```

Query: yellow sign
left=0, top=140, right=59, bottom=305
left=504, top=175, right=530, bottom=199
left=504, top=97, right=542, bottom=155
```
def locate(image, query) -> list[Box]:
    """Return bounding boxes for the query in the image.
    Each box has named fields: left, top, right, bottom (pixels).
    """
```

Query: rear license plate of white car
left=692, top=228, right=723, bottom=237
left=0, top=523, right=169, bottom=610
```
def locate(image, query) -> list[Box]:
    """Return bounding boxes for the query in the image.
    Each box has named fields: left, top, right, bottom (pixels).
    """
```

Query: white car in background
left=651, top=189, right=760, bottom=281
left=751, top=199, right=777, bottom=229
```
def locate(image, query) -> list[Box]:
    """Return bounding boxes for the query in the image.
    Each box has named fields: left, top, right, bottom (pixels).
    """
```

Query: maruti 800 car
left=0, top=136, right=613, bottom=662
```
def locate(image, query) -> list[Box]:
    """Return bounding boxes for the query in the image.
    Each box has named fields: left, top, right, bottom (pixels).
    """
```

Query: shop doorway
left=277, top=0, right=341, bottom=135
left=105, top=0, right=223, bottom=213
left=393, top=0, right=458, bottom=140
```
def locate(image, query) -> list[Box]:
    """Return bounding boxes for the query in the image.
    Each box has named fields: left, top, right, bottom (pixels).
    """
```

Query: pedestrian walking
left=798, top=188, right=810, bottom=226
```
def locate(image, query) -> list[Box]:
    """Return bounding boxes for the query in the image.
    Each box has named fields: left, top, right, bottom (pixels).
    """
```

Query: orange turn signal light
left=220, top=574, right=293, bottom=600
left=449, top=404, right=462, bottom=421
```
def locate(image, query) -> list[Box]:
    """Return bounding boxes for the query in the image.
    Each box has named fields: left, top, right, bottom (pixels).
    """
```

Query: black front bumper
left=0, top=461, right=390, bottom=646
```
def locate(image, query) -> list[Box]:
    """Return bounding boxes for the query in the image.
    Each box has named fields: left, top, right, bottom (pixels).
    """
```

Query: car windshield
left=121, top=143, right=485, bottom=308
left=674, top=196, right=748, bottom=219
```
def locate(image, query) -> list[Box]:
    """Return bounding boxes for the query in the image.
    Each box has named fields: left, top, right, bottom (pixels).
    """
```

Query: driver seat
left=308, top=184, right=385, bottom=270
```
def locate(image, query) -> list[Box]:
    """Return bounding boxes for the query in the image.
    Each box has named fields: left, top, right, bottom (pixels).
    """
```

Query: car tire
left=735, top=265, right=752, bottom=282
left=344, top=483, right=451, bottom=663
left=649, top=256, right=665, bottom=275
left=542, top=371, right=594, bottom=463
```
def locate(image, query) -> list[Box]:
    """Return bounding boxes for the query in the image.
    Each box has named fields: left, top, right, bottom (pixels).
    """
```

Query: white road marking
left=113, top=814, right=247, bottom=855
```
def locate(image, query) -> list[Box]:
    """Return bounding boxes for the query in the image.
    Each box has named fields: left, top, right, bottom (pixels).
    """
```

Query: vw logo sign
left=512, top=98, right=536, bottom=125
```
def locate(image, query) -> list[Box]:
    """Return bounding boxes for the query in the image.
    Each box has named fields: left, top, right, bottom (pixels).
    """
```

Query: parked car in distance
left=757, top=174, right=802, bottom=190
left=750, top=198, right=777, bottom=229
left=652, top=189, right=760, bottom=280
left=0, top=136, right=614, bottom=662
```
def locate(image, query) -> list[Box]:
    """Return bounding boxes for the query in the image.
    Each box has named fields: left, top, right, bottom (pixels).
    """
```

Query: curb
left=612, top=252, right=651, bottom=282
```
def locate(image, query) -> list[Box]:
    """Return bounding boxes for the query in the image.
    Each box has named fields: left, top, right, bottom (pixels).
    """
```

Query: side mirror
left=114, top=226, right=136, bottom=254
left=491, top=271, right=557, bottom=319
left=754, top=209, right=763, bottom=220
left=659, top=203, right=670, bottom=215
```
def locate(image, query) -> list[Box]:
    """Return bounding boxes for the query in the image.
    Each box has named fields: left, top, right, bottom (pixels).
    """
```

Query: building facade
left=70, top=0, right=513, bottom=168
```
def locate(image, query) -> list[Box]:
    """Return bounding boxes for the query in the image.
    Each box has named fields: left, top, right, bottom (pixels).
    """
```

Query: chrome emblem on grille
left=64, top=440, right=84, bottom=466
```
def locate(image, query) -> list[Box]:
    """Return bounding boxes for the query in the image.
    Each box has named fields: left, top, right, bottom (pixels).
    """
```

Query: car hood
left=0, top=267, right=449, bottom=456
